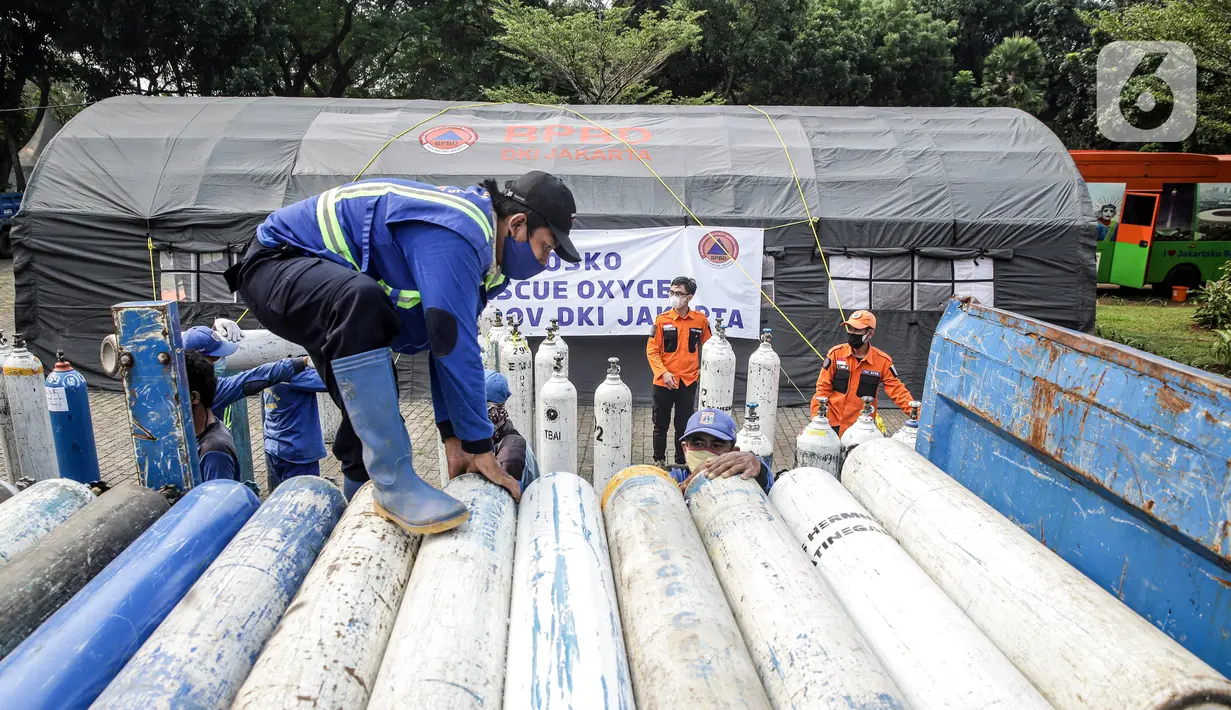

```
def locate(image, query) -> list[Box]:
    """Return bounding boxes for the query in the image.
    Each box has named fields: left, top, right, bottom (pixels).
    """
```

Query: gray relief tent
left=13, top=96, right=1096, bottom=406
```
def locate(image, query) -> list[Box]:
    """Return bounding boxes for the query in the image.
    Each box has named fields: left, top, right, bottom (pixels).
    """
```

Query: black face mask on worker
left=848, top=332, right=867, bottom=349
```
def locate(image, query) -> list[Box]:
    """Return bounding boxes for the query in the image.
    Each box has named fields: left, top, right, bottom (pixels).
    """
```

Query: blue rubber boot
left=332, top=348, right=469, bottom=534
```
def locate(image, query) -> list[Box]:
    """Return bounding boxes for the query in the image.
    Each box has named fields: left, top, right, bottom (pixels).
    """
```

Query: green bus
left=1073, top=150, right=1231, bottom=294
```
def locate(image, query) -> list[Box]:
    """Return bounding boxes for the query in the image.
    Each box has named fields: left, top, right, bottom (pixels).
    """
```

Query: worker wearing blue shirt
left=263, top=369, right=329, bottom=489
left=183, top=349, right=240, bottom=483
left=182, top=326, right=312, bottom=415
left=225, top=171, right=581, bottom=534
left=669, top=408, right=775, bottom=494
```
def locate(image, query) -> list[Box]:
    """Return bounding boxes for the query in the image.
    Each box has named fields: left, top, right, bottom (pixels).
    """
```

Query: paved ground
left=0, top=258, right=904, bottom=493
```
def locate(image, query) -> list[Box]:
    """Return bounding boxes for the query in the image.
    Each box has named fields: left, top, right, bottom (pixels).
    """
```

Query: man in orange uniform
left=647, top=276, right=712, bottom=467
left=811, top=309, right=915, bottom=435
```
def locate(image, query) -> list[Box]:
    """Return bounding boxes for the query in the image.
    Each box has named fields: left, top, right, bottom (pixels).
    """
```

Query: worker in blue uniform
left=225, top=171, right=580, bottom=534
left=669, top=408, right=775, bottom=494
left=182, top=325, right=313, bottom=415
left=263, top=368, right=329, bottom=490
left=183, top=349, right=241, bottom=482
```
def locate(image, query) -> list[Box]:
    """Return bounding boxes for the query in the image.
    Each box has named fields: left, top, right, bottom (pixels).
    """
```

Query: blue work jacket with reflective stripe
left=263, top=370, right=328, bottom=463
left=254, top=178, right=503, bottom=446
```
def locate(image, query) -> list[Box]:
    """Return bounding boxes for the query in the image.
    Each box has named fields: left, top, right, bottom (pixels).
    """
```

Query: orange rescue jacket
left=646, top=308, right=712, bottom=387
left=810, top=343, right=914, bottom=433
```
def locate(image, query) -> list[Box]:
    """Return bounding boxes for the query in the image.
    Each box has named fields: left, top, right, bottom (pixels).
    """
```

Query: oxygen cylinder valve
left=817, top=396, right=830, bottom=418
left=12, top=333, right=26, bottom=348
left=714, top=315, right=725, bottom=336
left=607, top=357, right=620, bottom=375
left=549, top=317, right=560, bottom=334
left=908, top=400, right=921, bottom=422
left=54, top=348, right=72, bottom=371
left=553, top=351, right=565, bottom=374
left=746, top=402, right=760, bottom=426
left=861, top=396, right=874, bottom=415
left=760, top=328, right=772, bottom=344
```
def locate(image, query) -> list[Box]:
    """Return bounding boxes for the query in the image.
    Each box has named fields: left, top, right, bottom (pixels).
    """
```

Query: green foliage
left=1192, top=263, right=1231, bottom=330
left=1211, top=329, right=1231, bottom=369
left=489, top=0, right=707, bottom=104
left=973, top=34, right=1047, bottom=114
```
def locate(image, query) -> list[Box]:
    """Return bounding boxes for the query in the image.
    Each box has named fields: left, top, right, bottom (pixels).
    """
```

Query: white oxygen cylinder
left=769, top=467, right=1054, bottom=710
left=684, top=474, right=905, bottom=708
left=217, top=329, right=307, bottom=371
left=796, top=396, right=841, bottom=477
left=536, top=353, right=577, bottom=478
left=591, top=358, right=632, bottom=494
left=318, top=392, right=341, bottom=446
left=891, top=400, right=921, bottom=450
left=0, top=332, right=22, bottom=482
left=844, top=438, right=1231, bottom=710
left=479, top=302, right=496, bottom=339
left=485, top=309, right=508, bottom=372
left=533, top=329, right=561, bottom=443
left=499, top=316, right=534, bottom=437
left=504, top=472, right=634, bottom=710
left=3, top=335, right=58, bottom=481
left=601, top=466, right=771, bottom=709
left=699, top=316, right=736, bottom=414
left=735, top=402, right=773, bottom=471
left=840, top=395, right=883, bottom=469
left=367, top=475, right=518, bottom=710
left=547, top=318, right=569, bottom=377
left=744, top=328, right=780, bottom=448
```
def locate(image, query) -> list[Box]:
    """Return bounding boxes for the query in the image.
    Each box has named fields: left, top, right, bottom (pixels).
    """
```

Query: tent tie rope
left=748, top=105, right=845, bottom=324
left=147, top=237, right=157, bottom=299
left=353, top=101, right=828, bottom=364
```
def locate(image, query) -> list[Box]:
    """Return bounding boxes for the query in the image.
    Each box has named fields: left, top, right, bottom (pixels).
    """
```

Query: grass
left=1095, top=296, right=1225, bottom=374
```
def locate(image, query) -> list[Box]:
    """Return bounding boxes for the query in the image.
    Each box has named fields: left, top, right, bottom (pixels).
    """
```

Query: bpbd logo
left=698, top=230, right=739, bottom=268
left=420, top=125, right=478, bottom=155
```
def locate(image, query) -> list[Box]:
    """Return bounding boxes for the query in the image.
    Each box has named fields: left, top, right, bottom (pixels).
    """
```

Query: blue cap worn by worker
left=679, top=407, right=738, bottom=443
left=485, top=370, right=511, bottom=405
left=183, top=326, right=239, bottom=358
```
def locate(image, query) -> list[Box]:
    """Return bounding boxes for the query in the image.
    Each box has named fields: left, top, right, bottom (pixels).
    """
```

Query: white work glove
left=213, top=317, right=244, bottom=343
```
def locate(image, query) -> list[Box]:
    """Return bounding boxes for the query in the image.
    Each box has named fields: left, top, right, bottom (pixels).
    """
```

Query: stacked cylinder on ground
left=684, top=473, right=905, bottom=709
left=504, top=471, right=635, bottom=710
left=367, top=474, right=517, bottom=709
left=91, top=477, right=344, bottom=710
left=603, top=466, right=770, bottom=709
left=844, top=438, right=1231, bottom=710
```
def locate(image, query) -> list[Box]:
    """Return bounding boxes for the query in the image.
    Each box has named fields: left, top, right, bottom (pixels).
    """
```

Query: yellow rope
left=346, top=99, right=829, bottom=362
left=747, top=105, right=845, bottom=323
left=147, top=237, right=158, bottom=299
left=763, top=218, right=816, bottom=232
left=525, top=103, right=828, bottom=362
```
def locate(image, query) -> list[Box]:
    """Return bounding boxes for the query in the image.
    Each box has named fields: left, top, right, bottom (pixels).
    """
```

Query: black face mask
left=847, top=332, right=867, bottom=349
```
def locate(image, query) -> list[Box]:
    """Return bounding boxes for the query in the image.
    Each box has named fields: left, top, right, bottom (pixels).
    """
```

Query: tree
left=973, top=34, right=1048, bottom=114
left=487, top=0, right=713, bottom=104
left=0, top=0, right=71, bottom=190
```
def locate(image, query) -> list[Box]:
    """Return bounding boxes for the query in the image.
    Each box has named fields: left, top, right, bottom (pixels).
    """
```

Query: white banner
left=491, top=226, right=765, bottom=339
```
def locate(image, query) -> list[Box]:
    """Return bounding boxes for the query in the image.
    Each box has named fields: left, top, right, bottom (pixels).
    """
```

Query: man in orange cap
left=810, top=309, right=915, bottom=435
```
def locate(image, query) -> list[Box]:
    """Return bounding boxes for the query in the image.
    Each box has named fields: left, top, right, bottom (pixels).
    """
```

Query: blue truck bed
left=917, top=299, right=1230, bottom=676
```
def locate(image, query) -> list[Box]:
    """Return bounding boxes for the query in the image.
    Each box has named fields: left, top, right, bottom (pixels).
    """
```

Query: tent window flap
left=827, top=255, right=994, bottom=311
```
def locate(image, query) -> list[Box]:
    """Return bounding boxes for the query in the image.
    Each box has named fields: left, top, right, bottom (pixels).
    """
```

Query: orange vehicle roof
left=1070, top=150, right=1224, bottom=182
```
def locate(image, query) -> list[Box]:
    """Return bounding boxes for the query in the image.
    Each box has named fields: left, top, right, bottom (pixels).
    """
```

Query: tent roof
left=22, top=96, right=1087, bottom=249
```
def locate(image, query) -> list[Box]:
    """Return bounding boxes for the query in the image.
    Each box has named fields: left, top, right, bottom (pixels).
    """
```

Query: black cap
left=504, top=171, right=580, bottom=264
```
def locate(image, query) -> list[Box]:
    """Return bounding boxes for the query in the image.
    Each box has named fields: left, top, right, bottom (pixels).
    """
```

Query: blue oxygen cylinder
left=46, top=350, right=100, bottom=484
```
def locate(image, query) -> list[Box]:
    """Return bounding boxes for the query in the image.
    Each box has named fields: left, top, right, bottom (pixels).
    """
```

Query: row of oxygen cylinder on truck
left=0, top=436, right=1224, bottom=709
left=478, top=305, right=924, bottom=487
left=0, top=331, right=101, bottom=491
